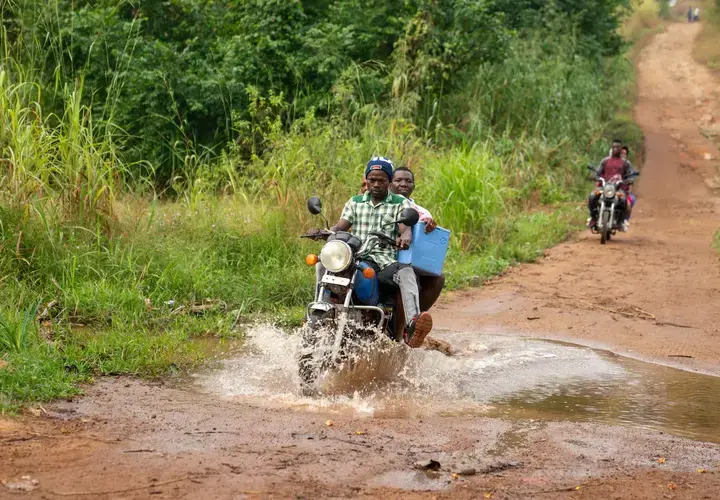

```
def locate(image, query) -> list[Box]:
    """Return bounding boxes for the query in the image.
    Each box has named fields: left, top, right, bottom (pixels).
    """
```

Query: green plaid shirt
left=340, top=192, right=412, bottom=270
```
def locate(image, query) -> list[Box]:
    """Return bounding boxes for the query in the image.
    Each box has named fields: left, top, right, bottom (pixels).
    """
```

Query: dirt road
left=3, top=22, right=720, bottom=500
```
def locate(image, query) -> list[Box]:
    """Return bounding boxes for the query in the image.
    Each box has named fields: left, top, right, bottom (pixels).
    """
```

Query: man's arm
left=330, top=199, right=355, bottom=232
left=396, top=199, right=414, bottom=249
left=624, top=160, right=639, bottom=177
left=413, top=203, right=437, bottom=233
left=622, top=161, right=639, bottom=192
left=330, top=219, right=351, bottom=232
left=596, top=158, right=608, bottom=177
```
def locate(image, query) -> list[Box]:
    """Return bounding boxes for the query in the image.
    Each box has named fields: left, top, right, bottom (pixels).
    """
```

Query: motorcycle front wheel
left=600, top=211, right=611, bottom=245
left=298, top=311, right=333, bottom=396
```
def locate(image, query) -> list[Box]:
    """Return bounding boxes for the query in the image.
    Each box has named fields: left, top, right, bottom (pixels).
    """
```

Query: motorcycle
left=587, top=165, right=638, bottom=245
left=298, top=196, right=419, bottom=396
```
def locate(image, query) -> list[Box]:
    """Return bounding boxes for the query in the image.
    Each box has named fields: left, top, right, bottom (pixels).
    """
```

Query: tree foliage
left=1, top=0, right=632, bottom=178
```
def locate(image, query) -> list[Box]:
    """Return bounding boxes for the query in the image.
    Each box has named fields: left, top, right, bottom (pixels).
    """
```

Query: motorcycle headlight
left=603, top=184, right=616, bottom=198
left=320, top=240, right=352, bottom=272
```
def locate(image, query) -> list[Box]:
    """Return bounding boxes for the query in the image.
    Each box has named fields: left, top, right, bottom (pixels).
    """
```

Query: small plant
left=0, top=303, right=40, bottom=353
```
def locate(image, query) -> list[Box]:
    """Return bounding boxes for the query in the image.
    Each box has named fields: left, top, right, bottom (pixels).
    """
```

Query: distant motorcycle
left=588, top=166, right=638, bottom=244
left=298, top=197, right=419, bottom=396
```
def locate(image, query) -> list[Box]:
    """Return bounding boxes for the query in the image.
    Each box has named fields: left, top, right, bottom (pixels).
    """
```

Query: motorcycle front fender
left=309, top=302, right=333, bottom=313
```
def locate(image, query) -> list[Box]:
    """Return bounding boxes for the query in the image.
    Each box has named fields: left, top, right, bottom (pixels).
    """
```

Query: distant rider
left=588, top=139, right=637, bottom=232
left=390, top=166, right=445, bottom=313
left=620, top=145, right=637, bottom=228
left=323, top=157, right=433, bottom=347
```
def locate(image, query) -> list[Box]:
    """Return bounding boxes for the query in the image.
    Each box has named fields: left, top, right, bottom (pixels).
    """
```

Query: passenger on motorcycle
left=621, top=145, right=637, bottom=227
left=588, top=140, right=637, bottom=232
left=323, top=157, right=433, bottom=348
left=390, top=166, right=445, bottom=313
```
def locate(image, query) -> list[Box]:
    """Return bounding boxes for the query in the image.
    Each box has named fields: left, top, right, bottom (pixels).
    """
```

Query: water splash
left=194, top=325, right=626, bottom=418
left=191, top=325, right=720, bottom=442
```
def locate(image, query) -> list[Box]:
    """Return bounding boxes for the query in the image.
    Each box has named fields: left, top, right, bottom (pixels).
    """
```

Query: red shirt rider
left=596, top=142, right=635, bottom=193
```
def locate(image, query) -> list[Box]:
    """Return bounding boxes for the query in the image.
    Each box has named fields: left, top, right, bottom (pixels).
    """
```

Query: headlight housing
left=603, top=184, right=616, bottom=198
left=320, top=240, right=352, bottom=272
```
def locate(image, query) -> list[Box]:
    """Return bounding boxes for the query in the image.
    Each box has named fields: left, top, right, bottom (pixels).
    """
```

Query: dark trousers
left=418, top=274, right=445, bottom=312
left=371, top=261, right=420, bottom=326
left=375, top=263, right=445, bottom=312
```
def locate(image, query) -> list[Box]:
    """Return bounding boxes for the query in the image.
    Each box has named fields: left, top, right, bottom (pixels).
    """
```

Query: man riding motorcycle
left=588, top=140, right=638, bottom=232
left=390, top=166, right=445, bottom=313
left=317, top=157, right=433, bottom=348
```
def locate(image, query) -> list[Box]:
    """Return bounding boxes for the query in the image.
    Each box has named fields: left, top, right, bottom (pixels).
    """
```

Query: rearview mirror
left=397, top=208, right=420, bottom=227
left=307, top=196, right=323, bottom=215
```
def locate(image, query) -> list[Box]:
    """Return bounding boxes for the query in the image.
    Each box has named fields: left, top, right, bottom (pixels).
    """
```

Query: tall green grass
left=694, top=0, right=720, bottom=70
left=460, top=34, right=609, bottom=147
left=0, top=303, right=39, bottom=352
left=0, top=66, right=127, bottom=230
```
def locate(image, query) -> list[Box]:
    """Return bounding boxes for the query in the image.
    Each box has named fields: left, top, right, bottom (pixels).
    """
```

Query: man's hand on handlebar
left=395, top=236, right=410, bottom=250
left=369, top=231, right=409, bottom=250
left=301, top=228, right=332, bottom=240
left=396, top=227, right=412, bottom=250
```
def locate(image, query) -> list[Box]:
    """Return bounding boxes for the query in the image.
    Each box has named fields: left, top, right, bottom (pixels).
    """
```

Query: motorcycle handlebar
left=300, top=230, right=333, bottom=241
left=595, top=175, right=637, bottom=186
left=358, top=232, right=402, bottom=256
left=370, top=231, right=396, bottom=245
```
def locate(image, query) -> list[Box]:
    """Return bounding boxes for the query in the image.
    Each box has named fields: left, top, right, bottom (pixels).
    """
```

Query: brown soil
left=3, top=23, right=720, bottom=500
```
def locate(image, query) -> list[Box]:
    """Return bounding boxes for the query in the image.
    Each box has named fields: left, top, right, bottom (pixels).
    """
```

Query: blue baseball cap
left=364, top=156, right=394, bottom=180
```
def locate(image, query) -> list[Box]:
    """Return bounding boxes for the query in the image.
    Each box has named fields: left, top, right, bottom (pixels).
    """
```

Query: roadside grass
left=444, top=206, right=585, bottom=290
left=694, top=1, right=720, bottom=70
left=0, top=303, right=39, bottom=352
left=623, top=0, right=666, bottom=54
left=0, top=326, right=201, bottom=413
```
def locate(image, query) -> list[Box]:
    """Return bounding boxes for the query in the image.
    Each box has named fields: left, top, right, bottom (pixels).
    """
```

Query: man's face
left=366, top=170, right=390, bottom=198
left=612, top=142, right=622, bottom=157
left=391, top=170, right=415, bottom=198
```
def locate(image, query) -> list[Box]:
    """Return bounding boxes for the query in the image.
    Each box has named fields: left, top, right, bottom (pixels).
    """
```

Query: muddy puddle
left=191, top=326, right=720, bottom=443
